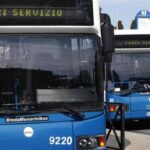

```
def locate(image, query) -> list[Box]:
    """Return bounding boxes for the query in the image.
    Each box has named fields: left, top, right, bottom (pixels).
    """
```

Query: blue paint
left=0, top=111, right=106, bottom=150
left=107, top=90, right=150, bottom=120
left=135, top=10, right=150, bottom=29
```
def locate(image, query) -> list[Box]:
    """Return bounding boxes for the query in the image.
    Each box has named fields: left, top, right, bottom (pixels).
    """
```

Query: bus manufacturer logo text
left=5, top=116, right=49, bottom=123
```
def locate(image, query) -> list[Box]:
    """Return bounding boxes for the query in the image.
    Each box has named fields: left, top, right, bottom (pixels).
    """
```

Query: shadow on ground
left=106, top=134, right=131, bottom=150
left=107, top=119, right=150, bottom=131
left=125, top=120, right=150, bottom=131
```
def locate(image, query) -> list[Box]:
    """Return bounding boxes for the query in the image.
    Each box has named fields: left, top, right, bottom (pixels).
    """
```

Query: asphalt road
left=107, top=120, right=150, bottom=150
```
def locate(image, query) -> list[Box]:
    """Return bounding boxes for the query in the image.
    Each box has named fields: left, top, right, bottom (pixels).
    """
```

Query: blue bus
left=0, top=0, right=114, bottom=150
left=107, top=30, right=150, bottom=120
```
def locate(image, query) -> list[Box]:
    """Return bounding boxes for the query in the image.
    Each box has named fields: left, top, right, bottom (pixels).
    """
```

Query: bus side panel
left=107, top=93, right=150, bottom=120
left=130, top=95, right=150, bottom=111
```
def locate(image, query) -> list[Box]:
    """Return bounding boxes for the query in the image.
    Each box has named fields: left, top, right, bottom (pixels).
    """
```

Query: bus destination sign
left=115, top=35, right=150, bottom=48
left=0, top=8, right=64, bottom=17
left=0, top=7, right=93, bottom=25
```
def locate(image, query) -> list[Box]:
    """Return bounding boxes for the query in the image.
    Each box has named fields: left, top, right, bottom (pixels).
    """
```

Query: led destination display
left=0, top=8, right=63, bottom=17
left=115, top=35, right=150, bottom=48
left=0, top=7, right=93, bottom=25
left=0, top=0, right=93, bottom=25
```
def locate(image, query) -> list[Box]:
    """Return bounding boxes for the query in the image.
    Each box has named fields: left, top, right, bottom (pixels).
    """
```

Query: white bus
left=0, top=1, right=114, bottom=150
left=107, top=29, right=150, bottom=120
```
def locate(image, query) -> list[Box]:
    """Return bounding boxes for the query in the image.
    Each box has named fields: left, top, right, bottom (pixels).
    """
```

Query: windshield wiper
left=37, top=101, right=85, bottom=120
left=54, top=106, right=85, bottom=120
left=121, top=84, right=150, bottom=96
left=0, top=105, right=85, bottom=121
left=0, top=100, right=88, bottom=120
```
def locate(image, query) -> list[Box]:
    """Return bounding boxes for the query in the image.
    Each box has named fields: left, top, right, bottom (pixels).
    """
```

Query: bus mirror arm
left=100, top=13, right=115, bottom=62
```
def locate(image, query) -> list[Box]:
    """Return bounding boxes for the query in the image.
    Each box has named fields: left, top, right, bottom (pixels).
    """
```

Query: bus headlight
left=78, top=135, right=105, bottom=149
left=78, top=138, right=88, bottom=148
left=88, top=137, right=97, bottom=148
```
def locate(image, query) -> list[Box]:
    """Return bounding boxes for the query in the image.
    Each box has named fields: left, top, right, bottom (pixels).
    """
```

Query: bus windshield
left=0, top=34, right=101, bottom=111
left=111, top=53, right=150, bottom=81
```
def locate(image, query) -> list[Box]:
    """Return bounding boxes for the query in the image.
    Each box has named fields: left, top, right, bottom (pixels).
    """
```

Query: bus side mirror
left=101, top=13, right=115, bottom=62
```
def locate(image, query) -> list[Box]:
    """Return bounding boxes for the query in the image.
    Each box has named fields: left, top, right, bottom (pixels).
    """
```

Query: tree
left=130, top=19, right=136, bottom=29
left=117, top=20, right=124, bottom=29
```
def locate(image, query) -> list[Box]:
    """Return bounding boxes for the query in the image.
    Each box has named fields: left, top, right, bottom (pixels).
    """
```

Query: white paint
left=114, top=88, right=121, bottom=92
left=49, top=136, right=73, bottom=145
left=138, top=18, right=150, bottom=30
left=109, top=98, right=115, bottom=102
left=146, top=112, right=150, bottom=116
left=24, top=127, right=34, bottom=138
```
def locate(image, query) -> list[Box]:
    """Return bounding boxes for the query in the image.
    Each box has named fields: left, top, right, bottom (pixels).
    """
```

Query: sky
left=100, top=0, right=150, bottom=29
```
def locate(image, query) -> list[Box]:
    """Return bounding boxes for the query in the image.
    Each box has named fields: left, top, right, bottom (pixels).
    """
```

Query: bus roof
left=0, top=26, right=99, bottom=34
left=0, top=0, right=101, bottom=34
left=115, top=29, right=150, bottom=35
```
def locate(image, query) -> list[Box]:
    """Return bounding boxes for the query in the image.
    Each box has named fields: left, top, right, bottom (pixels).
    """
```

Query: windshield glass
left=111, top=53, right=150, bottom=81
left=0, top=34, right=101, bottom=111
left=108, top=53, right=150, bottom=91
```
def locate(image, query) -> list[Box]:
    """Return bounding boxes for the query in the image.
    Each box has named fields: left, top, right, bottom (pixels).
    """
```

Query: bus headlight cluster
left=78, top=135, right=105, bottom=149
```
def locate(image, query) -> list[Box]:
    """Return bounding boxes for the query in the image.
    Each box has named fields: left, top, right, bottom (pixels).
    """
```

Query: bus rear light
left=109, top=104, right=118, bottom=112
left=109, top=104, right=129, bottom=112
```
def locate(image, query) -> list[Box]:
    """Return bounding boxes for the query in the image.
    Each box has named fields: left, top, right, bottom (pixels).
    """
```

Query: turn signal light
left=109, top=104, right=117, bottom=112
left=99, top=136, right=105, bottom=147
left=109, top=104, right=129, bottom=112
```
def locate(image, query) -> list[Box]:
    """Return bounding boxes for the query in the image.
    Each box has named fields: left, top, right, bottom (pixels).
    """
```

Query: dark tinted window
left=0, top=34, right=101, bottom=110
left=111, top=53, right=150, bottom=81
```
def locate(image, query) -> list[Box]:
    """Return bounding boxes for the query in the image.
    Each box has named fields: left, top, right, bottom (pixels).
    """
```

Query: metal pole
left=120, top=104, right=125, bottom=150
left=115, top=0, right=118, bottom=29
left=104, top=63, right=107, bottom=102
